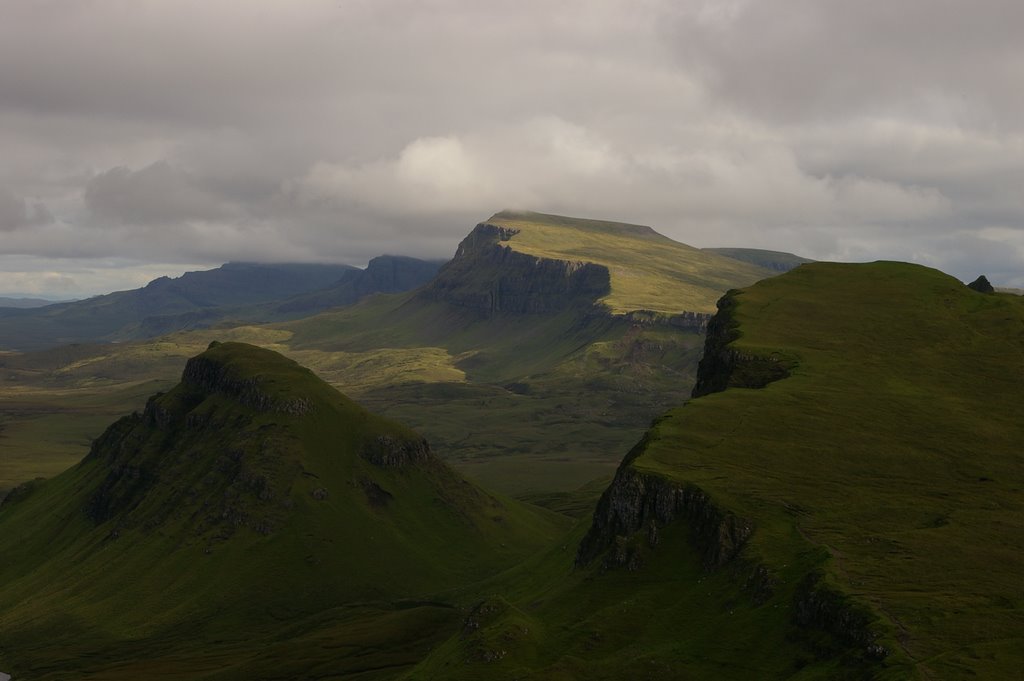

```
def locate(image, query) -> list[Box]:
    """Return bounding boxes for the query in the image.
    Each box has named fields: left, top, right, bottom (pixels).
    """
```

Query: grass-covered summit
left=432, top=208, right=774, bottom=315
left=0, top=342, right=566, bottom=680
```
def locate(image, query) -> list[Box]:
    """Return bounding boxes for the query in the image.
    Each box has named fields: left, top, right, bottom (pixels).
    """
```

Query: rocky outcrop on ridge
left=576, top=428, right=753, bottom=572
left=691, top=291, right=792, bottom=397
left=576, top=287, right=888, bottom=669
left=419, top=223, right=611, bottom=315
left=181, top=348, right=313, bottom=416
left=361, top=434, right=434, bottom=468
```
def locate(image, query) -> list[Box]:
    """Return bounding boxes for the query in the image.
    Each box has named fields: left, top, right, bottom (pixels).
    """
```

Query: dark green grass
left=394, top=261, right=1023, bottom=680
left=0, top=343, right=570, bottom=680
left=402, top=519, right=862, bottom=680
left=629, top=262, right=1024, bottom=679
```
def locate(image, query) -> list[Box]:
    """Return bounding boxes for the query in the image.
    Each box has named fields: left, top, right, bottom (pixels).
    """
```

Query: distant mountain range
left=0, top=257, right=442, bottom=351
left=0, top=296, right=70, bottom=309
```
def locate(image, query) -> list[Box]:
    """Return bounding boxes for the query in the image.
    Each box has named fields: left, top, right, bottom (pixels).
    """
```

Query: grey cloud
left=667, top=0, right=1024, bottom=128
left=0, top=187, right=54, bottom=231
left=84, top=162, right=229, bottom=225
left=0, top=1, right=1022, bottom=296
left=0, top=254, right=210, bottom=298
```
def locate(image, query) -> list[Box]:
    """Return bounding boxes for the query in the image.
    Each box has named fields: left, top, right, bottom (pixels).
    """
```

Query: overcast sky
left=2, top=0, right=1022, bottom=296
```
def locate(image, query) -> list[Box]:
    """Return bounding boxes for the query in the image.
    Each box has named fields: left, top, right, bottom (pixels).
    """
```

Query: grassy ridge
left=400, top=261, right=1024, bottom=679
left=628, top=262, right=1024, bottom=678
left=403, top=516, right=837, bottom=679
left=488, top=210, right=772, bottom=313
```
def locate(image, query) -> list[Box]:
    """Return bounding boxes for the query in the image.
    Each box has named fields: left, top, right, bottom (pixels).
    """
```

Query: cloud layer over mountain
left=2, top=0, right=1022, bottom=295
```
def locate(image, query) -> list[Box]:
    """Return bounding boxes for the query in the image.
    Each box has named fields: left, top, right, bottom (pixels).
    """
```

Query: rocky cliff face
left=420, top=223, right=611, bottom=315
left=83, top=398, right=297, bottom=536
left=576, top=429, right=753, bottom=572
left=576, top=290, right=800, bottom=576
left=793, top=572, right=889, bottom=661
left=576, top=291, right=887, bottom=668
left=622, top=309, right=713, bottom=333
left=691, top=291, right=792, bottom=397
left=360, top=434, right=434, bottom=468
left=182, top=351, right=313, bottom=415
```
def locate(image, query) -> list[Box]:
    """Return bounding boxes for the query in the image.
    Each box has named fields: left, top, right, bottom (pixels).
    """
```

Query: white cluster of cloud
left=1, top=0, right=1022, bottom=295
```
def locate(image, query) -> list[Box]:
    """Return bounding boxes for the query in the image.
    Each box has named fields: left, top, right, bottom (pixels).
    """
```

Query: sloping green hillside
left=487, top=210, right=772, bottom=313
left=405, top=261, right=1024, bottom=680
left=0, top=342, right=567, bottom=680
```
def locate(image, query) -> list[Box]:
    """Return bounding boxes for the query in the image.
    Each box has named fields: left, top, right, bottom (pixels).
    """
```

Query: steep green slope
left=406, top=261, right=1024, bottom=680
left=0, top=342, right=567, bottom=680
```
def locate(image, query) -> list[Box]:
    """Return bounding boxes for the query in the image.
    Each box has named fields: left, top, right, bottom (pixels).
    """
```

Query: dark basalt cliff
left=361, top=434, right=434, bottom=468
left=576, top=290, right=887, bottom=668
left=794, top=572, right=889, bottom=661
left=182, top=352, right=313, bottom=415
left=622, top=309, right=713, bottom=333
left=419, top=223, right=611, bottom=315
left=576, top=428, right=753, bottom=572
left=692, top=291, right=792, bottom=397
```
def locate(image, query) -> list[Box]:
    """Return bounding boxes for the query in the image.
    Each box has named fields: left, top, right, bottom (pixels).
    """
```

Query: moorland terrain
left=0, top=211, right=1020, bottom=680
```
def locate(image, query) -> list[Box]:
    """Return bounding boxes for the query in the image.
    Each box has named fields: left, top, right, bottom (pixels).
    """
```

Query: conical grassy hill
left=0, top=342, right=567, bottom=680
